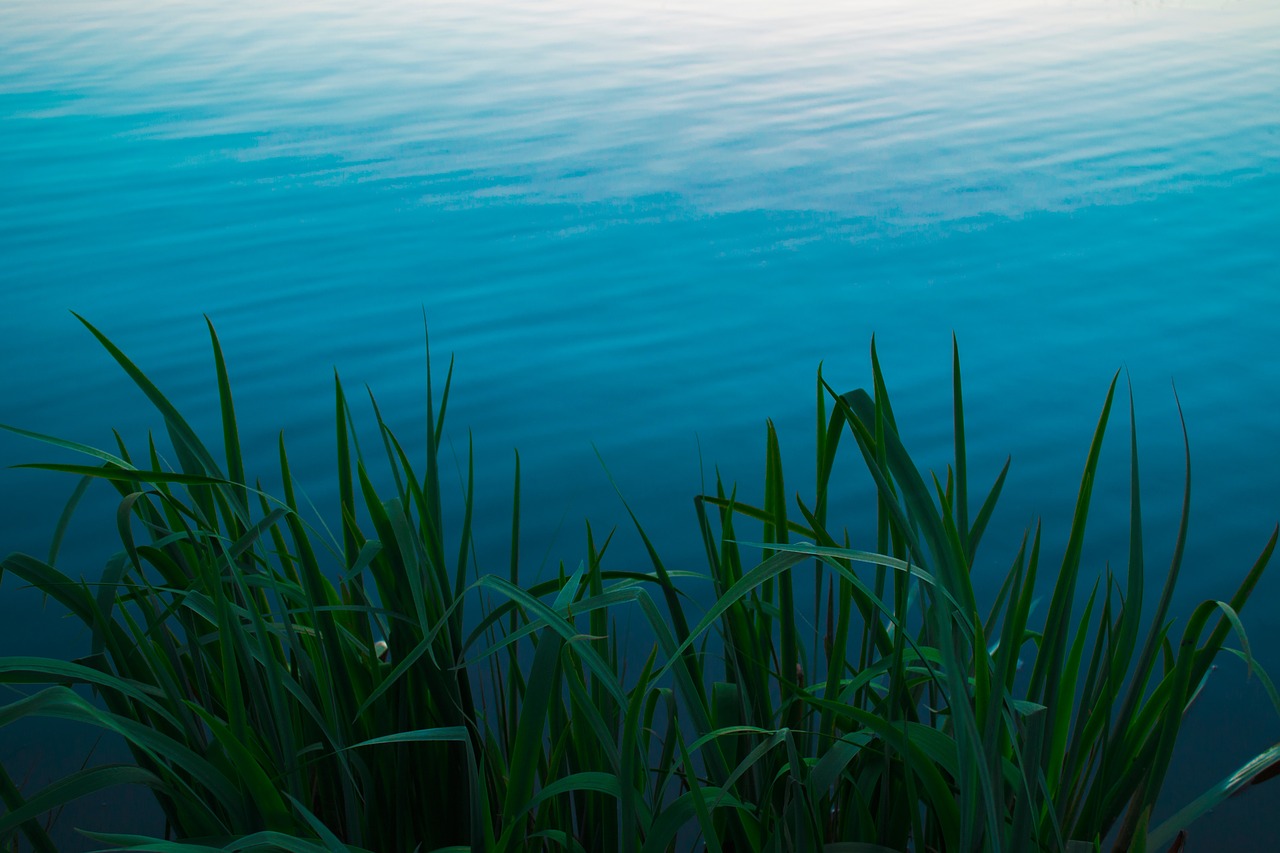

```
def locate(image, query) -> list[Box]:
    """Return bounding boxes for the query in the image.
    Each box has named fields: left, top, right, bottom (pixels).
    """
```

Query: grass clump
left=1, top=315, right=1278, bottom=852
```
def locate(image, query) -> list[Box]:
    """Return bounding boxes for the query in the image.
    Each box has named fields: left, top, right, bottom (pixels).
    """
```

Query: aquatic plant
left=1, top=316, right=1277, bottom=852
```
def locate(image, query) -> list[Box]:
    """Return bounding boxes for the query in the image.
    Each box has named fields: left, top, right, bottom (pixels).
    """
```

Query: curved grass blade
left=1147, top=743, right=1280, bottom=850
left=0, top=765, right=164, bottom=840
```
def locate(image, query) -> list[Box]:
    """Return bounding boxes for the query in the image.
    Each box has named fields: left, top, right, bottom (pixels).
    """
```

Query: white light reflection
left=3, top=0, right=1277, bottom=222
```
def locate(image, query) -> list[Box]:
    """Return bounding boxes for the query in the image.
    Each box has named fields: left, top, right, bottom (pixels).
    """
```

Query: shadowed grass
left=1, top=317, right=1278, bottom=852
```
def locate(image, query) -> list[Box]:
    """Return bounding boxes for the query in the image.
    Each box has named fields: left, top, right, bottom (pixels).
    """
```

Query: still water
left=2, top=0, right=1279, bottom=846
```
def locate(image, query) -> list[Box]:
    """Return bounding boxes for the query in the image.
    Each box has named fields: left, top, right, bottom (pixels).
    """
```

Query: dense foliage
left=1, top=316, right=1278, bottom=852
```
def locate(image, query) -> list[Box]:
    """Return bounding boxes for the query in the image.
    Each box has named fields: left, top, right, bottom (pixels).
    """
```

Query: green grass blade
left=500, top=629, right=564, bottom=850
left=952, top=334, right=970, bottom=551
left=206, top=317, right=248, bottom=518
left=72, top=314, right=227, bottom=484
left=1147, top=743, right=1280, bottom=849
left=0, top=764, right=165, bottom=840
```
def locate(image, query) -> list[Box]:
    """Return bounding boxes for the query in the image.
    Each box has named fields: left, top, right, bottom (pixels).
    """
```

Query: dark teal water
left=3, top=0, right=1279, bottom=846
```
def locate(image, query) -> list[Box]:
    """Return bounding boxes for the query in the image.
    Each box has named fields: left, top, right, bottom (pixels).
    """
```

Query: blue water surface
left=2, top=0, right=1279, bottom=846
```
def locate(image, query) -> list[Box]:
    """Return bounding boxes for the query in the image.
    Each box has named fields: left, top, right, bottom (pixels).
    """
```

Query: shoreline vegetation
left=2, top=315, right=1279, bottom=852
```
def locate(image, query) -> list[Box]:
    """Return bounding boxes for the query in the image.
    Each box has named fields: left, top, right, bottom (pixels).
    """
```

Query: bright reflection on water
left=2, top=0, right=1279, bottom=846
left=5, top=0, right=1276, bottom=218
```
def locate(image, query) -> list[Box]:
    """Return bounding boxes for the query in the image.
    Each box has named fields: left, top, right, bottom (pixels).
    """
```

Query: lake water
left=2, top=0, right=1279, bottom=846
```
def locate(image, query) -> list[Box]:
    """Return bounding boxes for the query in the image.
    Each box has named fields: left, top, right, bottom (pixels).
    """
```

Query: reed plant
left=1, top=316, right=1278, bottom=852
